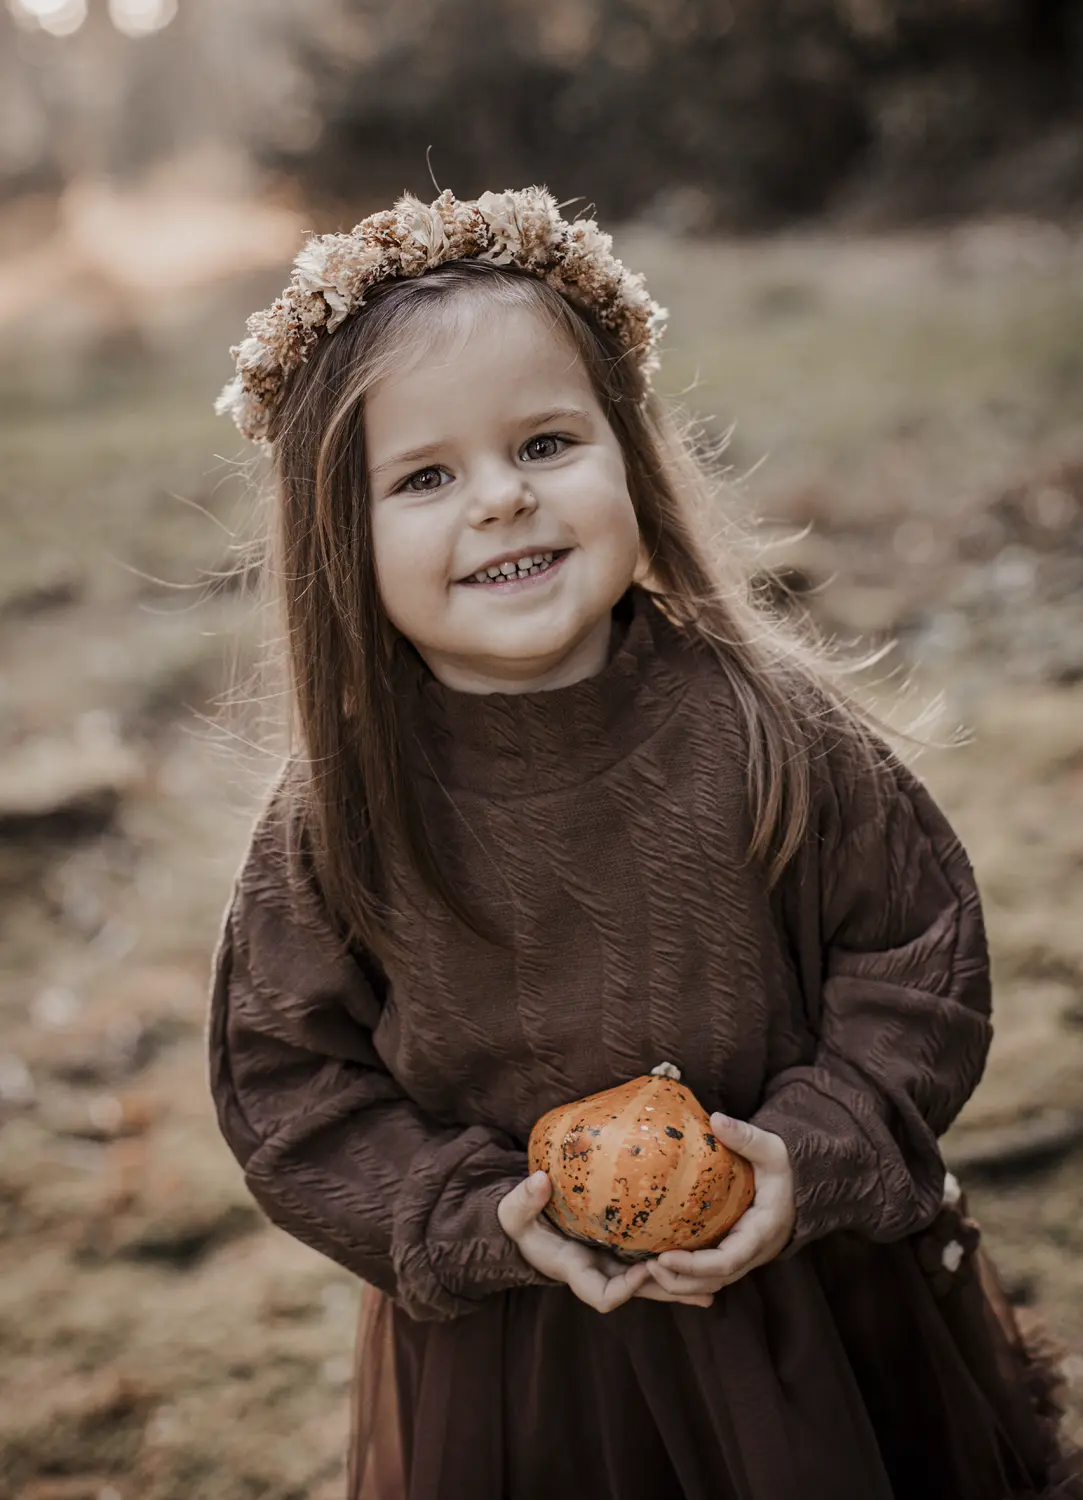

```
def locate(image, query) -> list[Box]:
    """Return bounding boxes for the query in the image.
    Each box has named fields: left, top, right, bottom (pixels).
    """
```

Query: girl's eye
left=400, top=466, right=450, bottom=494
left=521, top=434, right=568, bottom=462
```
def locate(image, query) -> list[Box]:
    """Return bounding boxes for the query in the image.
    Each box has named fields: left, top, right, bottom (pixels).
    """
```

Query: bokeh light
left=9, top=0, right=87, bottom=37
left=107, top=0, right=177, bottom=37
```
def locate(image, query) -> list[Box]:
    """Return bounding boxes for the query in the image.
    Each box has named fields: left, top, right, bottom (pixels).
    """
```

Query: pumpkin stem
left=651, top=1061, right=682, bottom=1081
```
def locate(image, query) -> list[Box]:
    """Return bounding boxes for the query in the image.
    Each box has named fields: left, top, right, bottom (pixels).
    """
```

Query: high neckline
left=396, top=585, right=701, bottom=798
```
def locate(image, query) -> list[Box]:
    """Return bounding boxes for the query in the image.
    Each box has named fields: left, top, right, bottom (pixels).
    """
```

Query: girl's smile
left=456, top=547, right=572, bottom=591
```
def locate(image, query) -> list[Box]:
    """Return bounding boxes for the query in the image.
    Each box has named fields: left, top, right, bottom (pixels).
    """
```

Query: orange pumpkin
left=527, top=1062, right=755, bottom=1260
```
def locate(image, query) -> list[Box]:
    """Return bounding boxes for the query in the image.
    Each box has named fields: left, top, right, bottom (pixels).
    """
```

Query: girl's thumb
left=710, top=1111, right=756, bottom=1155
left=523, top=1169, right=551, bottom=1218
left=499, top=1170, right=550, bottom=1238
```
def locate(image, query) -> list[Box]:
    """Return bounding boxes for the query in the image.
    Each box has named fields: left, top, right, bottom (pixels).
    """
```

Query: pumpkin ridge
left=662, top=1096, right=713, bottom=1248
left=587, top=1076, right=656, bottom=1242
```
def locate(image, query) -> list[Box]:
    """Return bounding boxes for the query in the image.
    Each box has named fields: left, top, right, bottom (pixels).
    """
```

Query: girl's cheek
left=406, top=520, right=460, bottom=589
left=543, top=452, right=620, bottom=508
left=375, top=506, right=448, bottom=570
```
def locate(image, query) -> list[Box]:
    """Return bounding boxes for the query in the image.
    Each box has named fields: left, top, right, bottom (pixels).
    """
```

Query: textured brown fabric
left=208, top=584, right=1081, bottom=1499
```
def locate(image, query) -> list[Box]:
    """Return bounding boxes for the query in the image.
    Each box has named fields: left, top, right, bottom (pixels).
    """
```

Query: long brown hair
left=261, top=259, right=876, bottom=969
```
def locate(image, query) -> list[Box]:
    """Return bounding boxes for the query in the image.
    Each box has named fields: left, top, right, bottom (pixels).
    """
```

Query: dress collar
left=396, top=585, right=701, bottom=798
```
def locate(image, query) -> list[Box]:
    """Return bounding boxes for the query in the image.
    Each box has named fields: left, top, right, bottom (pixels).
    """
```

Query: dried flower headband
left=214, top=186, right=668, bottom=444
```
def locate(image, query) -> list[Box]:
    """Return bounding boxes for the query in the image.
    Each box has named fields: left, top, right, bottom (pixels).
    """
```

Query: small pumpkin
left=527, top=1062, right=755, bottom=1260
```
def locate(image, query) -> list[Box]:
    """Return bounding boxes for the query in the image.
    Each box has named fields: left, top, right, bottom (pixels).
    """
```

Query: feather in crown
left=214, top=186, right=668, bottom=444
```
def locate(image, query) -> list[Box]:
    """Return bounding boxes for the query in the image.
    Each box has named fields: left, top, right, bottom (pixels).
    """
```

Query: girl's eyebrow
left=520, top=405, right=593, bottom=429
left=370, top=407, right=593, bottom=480
left=370, top=440, right=448, bottom=479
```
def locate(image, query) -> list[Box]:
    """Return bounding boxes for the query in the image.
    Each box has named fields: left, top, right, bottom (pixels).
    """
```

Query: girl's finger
left=496, top=1171, right=551, bottom=1240
left=645, top=1260, right=720, bottom=1296
left=655, top=1208, right=772, bottom=1280
left=657, top=1223, right=792, bottom=1289
left=709, top=1112, right=789, bottom=1172
left=634, top=1279, right=715, bottom=1308
left=589, top=1249, right=640, bottom=1282
left=604, top=1261, right=654, bottom=1304
left=569, top=1258, right=650, bottom=1312
left=566, top=1264, right=614, bottom=1309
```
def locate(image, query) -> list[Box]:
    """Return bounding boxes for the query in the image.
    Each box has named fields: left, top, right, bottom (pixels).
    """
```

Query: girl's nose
left=467, top=464, right=539, bottom=527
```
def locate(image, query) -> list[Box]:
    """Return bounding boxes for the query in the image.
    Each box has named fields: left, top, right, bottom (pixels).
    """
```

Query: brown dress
left=207, top=585, right=1081, bottom=1500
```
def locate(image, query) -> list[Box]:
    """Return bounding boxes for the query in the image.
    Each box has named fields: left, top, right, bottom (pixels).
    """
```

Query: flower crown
left=214, top=186, right=668, bottom=444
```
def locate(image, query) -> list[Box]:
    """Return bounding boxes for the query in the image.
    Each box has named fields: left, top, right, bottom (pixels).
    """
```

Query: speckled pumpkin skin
left=527, top=1074, right=755, bottom=1260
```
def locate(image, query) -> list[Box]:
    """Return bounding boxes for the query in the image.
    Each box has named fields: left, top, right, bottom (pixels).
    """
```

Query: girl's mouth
left=458, top=549, right=571, bottom=591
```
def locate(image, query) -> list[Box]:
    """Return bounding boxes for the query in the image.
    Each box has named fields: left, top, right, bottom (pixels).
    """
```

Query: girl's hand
left=644, top=1113, right=795, bottom=1301
left=498, top=1172, right=721, bottom=1311
left=499, top=1170, right=656, bottom=1312
left=631, top=1277, right=716, bottom=1308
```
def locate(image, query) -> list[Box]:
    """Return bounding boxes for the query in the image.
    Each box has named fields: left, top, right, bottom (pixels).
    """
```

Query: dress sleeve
left=751, top=734, right=993, bottom=1253
left=207, top=796, right=550, bottom=1322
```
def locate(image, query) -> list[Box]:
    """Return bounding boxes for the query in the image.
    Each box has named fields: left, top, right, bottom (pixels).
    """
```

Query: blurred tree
left=256, top=0, right=1083, bottom=227
left=3, top=0, right=1080, bottom=225
left=0, top=6, right=66, bottom=204
left=1, top=0, right=315, bottom=201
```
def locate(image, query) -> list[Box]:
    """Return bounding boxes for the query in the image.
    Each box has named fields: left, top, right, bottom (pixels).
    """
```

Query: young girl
left=208, top=187, right=1080, bottom=1500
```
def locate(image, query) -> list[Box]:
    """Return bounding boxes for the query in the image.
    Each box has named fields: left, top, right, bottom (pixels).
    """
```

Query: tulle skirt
left=347, top=1197, right=1082, bottom=1500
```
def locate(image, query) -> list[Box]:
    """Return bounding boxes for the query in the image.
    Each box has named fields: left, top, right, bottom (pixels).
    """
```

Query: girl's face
left=365, top=300, right=642, bottom=693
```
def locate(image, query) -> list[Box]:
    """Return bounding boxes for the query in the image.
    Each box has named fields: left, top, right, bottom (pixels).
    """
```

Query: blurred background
left=1, top=2, right=1082, bottom=1495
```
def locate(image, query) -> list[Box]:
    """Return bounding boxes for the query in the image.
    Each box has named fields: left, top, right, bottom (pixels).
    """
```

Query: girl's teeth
left=469, top=551, right=562, bottom=585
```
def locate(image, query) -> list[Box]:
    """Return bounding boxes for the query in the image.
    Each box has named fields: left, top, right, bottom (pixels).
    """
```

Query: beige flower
left=213, top=374, right=243, bottom=419
left=566, top=219, right=613, bottom=263
left=440, top=193, right=486, bottom=260
left=476, top=189, right=524, bottom=265
left=512, top=186, right=566, bottom=263
left=235, top=334, right=277, bottom=373
left=216, top=186, right=667, bottom=444
left=294, top=240, right=339, bottom=295
left=403, top=197, right=449, bottom=260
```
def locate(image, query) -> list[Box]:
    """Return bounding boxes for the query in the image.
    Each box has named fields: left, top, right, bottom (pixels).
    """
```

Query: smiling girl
left=208, top=189, right=1080, bottom=1500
